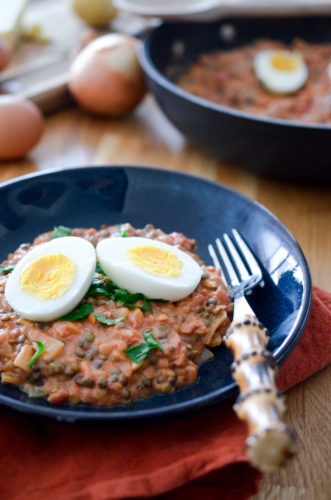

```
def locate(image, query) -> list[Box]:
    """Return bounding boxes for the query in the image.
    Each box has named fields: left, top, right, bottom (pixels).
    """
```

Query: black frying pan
left=139, top=16, right=331, bottom=182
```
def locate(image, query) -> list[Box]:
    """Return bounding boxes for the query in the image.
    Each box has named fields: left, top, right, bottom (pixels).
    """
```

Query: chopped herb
left=113, top=289, right=153, bottom=312
left=95, top=262, right=106, bottom=275
left=143, top=331, right=164, bottom=352
left=150, top=298, right=169, bottom=304
left=0, top=265, right=15, bottom=275
left=86, top=277, right=113, bottom=298
left=94, top=313, right=125, bottom=326
left=125, top=331, right=164, bottom=364
left=118, top=224, right=128, bottom=237
left=58, top=303, right=94, bottom=321
left=142, top=296, right=153, bottom=312
left=85, top=277, right=153, bottom=312
left=52, top=225, right=72, bottom=238
left=125, top=343, right=150, bottom=364
left=28, top=341, right=45, bottom=366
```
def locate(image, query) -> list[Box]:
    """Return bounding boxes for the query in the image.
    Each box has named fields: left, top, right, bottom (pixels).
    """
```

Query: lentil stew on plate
left=0, top=224, right=232, bottom=407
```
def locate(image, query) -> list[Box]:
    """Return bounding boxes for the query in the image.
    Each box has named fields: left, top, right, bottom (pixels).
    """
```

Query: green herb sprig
left=95, top=262, right=106, bottom=275
left=86, top=277, right=153, bottom=312
left=94, top=313, right=125, bottom=326
left=28, top=341, right=45, bottom=367
left=118, top=224, right=128, bottom=237
left=52, top=225, right=72, bottom=238
left=125, top=332, right=164, bottom=364
left=0, top=265, right=15, bottom=275
left=58, top=303, right=94, bottom=321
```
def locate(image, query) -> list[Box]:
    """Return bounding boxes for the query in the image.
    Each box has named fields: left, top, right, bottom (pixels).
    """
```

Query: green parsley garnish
left=118, top=224, right=128, bottom=237
left=112, top=289, right=153, bottom=312
left=125, top=343, right=150, bottom=365
left=58, top=303, right=94, bottom=321
left=28, top=341, right=45, bottom=367
left=0, top=265, right=15, bottom=275
left=125, top=332, right=164, bottom=364
left=52, top=225, right=72, bottom=238
left=94, top=313, right=125, bottom=326
left=95, top=262, right=106, bottom=275
left=86, top=277, right=153, bottom=312
left=143, top=331, right=164, bottom=350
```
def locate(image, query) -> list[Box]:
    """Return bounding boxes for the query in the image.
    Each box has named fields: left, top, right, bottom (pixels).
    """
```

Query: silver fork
left=208, top=229, right=296, bottom=472
left=208, top=229, right=263, bottom=321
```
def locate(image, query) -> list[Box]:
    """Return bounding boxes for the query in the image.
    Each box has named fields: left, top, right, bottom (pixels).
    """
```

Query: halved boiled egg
left=254, top=49, right=308, bottom=94
left=96, top=237, right=202, bottom=301
left=5, top=237, right=96, bottom=321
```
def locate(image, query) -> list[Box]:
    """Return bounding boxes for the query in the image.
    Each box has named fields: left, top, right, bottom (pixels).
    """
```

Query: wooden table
left=1, top=1, right=330, bottom=499
left=1, top=96, right=330, bottom=500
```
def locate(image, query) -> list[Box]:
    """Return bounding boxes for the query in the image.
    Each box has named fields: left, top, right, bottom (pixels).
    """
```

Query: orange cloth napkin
left=0, top=286, right=330, bottom=500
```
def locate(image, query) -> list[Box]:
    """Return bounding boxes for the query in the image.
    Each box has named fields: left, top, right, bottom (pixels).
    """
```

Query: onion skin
left=70, top=0, right=117, bottom=28
left=0, top=96, right=44, bottom=160
left=0, top=38, right=12, bottom=72
left=69, top=34, right=147, bottom=116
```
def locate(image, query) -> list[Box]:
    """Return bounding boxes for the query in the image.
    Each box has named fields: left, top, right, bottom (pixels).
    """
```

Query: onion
left=69, top=34, right=147, bottom=116
left=70, top=0, right=117, bottom=28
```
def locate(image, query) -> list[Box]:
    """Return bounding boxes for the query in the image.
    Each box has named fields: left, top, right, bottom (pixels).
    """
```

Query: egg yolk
left=271, top=51, right=300, bottom=72
left=20, top=253, right=76, bottom=300
left=126, top=246, right=183, bottom=277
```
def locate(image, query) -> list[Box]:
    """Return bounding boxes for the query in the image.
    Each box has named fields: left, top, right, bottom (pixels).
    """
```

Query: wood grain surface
left=1, top=1, right=331, bottom=499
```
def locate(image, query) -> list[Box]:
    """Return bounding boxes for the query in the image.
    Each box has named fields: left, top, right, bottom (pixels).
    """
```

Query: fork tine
left=208, top=243, right=229, bottom=286
left=207, top=243, right=220, bottom=270
left=231, top=229, right=262, bottom=278
left=223, top=233, right=250, bottom=281
left=215, top=237, right=240, bottom=286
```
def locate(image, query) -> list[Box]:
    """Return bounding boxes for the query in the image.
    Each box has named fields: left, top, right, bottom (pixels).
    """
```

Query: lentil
left=92, top=361, right=102, bottom=369
left=77, top=338, right=86, bottom=348
left=85, top=332, right=95, bottom=343
left=121, top=388, right=131, bottom=400
left=97, top=377, right=108, bottom=388
left=74, top=348, right=85, bottom=358
left=82, top=377, right=95, bottom=388
left=142, top=378, right=153, bottom=388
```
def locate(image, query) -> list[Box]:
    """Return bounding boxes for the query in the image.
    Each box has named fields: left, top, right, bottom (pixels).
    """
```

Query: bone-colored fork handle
left=224, top=315, right=297, bottom=472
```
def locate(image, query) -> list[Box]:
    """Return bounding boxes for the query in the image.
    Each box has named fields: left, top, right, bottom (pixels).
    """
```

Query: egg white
left=96, top=237, right=202, bottom=301
left=5, top=237, right=96, bottom=322
left=254, top=49, right=308, bottom=94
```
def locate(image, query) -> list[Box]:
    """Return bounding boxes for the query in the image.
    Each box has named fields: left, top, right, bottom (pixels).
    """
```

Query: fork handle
left=224, top=315, right=297, bottom=472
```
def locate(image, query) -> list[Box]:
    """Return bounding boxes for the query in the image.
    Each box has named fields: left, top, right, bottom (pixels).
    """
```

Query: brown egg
left=0, top=96, right=44, bottom=160
left=69, top=34, right=146, bottom=116
left=0, top=38, right=12, bottom=72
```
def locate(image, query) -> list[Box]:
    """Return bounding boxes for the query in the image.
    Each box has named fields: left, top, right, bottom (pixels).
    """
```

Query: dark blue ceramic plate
left=0, top=166, right=311, bottom=422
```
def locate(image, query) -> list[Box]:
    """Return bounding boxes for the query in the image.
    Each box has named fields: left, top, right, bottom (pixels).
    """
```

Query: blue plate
left=0, top=166, right=312, bottom=421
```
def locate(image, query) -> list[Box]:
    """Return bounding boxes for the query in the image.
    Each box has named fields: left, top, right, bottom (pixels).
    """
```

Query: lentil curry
left=0, top=224, right=232, bottom=407
left=178, top=39, right=331, bottom=123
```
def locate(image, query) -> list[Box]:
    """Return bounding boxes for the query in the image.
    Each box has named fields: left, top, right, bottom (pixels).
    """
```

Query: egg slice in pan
left=5, top=237, right=96, bottom=322
left=254, top=49, right=308, bottom=94
left=96, top=237, right=202, bottom=301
